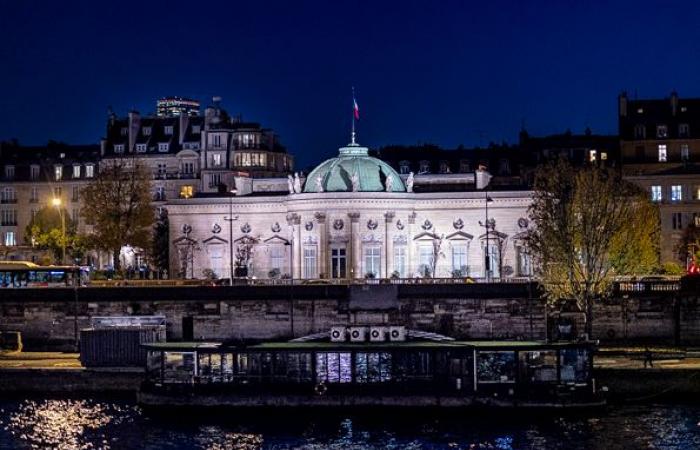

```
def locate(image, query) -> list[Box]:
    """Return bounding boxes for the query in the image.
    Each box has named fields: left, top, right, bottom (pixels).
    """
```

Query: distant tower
left=157, top=96, right=201, bottom=117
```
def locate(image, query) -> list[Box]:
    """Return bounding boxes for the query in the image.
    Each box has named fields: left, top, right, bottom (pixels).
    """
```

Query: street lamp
left=224, top=189, right=238, bottom=286
left=52, top=197, right=66, bottom=265
left=476, top=166, right=493, bottom=281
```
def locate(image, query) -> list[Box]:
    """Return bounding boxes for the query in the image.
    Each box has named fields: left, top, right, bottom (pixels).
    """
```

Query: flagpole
left=351, top=86, right=356, bottom=145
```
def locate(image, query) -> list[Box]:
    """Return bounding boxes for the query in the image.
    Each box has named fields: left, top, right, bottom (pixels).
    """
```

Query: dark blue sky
left=2, top=0, right=700, bottom=168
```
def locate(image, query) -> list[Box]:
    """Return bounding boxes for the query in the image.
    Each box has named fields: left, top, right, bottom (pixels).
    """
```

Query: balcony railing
left=0, top=198, right=17, bottom=204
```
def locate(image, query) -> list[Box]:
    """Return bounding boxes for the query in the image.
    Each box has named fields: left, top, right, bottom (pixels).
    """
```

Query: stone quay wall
left=0, top=282, right=698, bottom=350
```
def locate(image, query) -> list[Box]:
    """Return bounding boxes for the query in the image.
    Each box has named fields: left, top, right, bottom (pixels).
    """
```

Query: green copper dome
left=303, top=144, right=406, bottom=193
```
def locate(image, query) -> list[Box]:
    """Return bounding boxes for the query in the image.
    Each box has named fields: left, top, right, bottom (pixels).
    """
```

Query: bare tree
left=527, top=159, right=659, bottom=337
left=80, top=159, right=154, bottom=272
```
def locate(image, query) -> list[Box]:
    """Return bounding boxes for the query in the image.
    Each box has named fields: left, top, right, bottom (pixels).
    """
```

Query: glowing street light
left=52, top=197, right=66, bottom=264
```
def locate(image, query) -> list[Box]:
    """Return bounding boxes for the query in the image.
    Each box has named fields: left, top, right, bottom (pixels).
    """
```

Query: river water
left=0, top=397, right=698, bottom=449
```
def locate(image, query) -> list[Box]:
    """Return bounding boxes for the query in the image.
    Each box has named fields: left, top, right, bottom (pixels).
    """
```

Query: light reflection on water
left=0, top=398, right=698, bottom=449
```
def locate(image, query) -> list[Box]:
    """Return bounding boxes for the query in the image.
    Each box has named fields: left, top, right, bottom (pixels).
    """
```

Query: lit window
left=85, top=165, right=94, bottom=178
left=601, top=152, right=608, bottom=161
left=679, top=123, right=690, bottom=138
left=681, top=144, right=689, bottom=161
left=671, top=185, right=682, bottom=202
left=213, top=153, right=222, bottom=166
left=589, top=150, right=597, bottom=162
left=30, top=165, right=40, bottom=180
left=637, top=108, right=644, bottom=114
left=158, top=143, right=169, bottom=152
left=164, top=126, right=174, bottom=135
left=114, top=144, right=124, bottom=153
left=363, top=246, right=381, bottom=277
left=651, top=186, right=662, bottom=202
left=656, top=125, right=668, bottom=138
left=179, top=185, right=193, bottom=199
left=303, top=246, right=317, bottom=278
left=54, top=165, right=63, bottom=181
left=136, top=143, right=147, bottom=153
left=4, top=231, right=16, bottom=246
left=658, top=144, right=667, bottom=162
left=73, top=165, right=81, bottom=178
left=142, top=127, right=152, bottom=136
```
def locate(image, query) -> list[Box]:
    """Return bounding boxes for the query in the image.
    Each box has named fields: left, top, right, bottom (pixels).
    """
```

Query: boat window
left=146, top=351, right=163, bottom=380
left=163, top=352, right=196, bottom=383
left=393, top=351, right=432, bottom=381
left=196, top=353, right=222, bottom=381
left=287, top=353, right=313, bottom=383
left=316, top=352, right=352, bottom=383
left=355, top=352, right=392, bottom=383
left=519, top=351, right=558, bottom=383
left=560, top=348, right=590, bottom=383
left=477, top=351, right=516, bottom=383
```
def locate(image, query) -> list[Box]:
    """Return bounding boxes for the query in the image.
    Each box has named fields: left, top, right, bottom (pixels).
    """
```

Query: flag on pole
left=353, top=95, right=360, bottom=120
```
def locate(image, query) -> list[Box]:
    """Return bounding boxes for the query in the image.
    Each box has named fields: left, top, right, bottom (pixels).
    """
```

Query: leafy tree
left=25, top=206, right=81, bottom=263
left=527, top=159, right=660, bottom=337
left=150, top=210, right=169, bottom=272
left=80, top=159, right=154, bottom=271
left=677, top=222, right=700, bottom=270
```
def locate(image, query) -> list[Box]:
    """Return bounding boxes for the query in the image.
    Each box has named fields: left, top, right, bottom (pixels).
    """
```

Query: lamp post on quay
left=224, top=189, right=238, bottom=286
left=51, top=197, right=66, bottom=265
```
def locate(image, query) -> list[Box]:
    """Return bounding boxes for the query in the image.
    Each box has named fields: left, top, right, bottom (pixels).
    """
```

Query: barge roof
left=142, top=341, right=595, bottom=351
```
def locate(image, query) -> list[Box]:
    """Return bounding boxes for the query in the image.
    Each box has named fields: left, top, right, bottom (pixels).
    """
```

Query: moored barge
left=138, top=329, right=604, bottom=409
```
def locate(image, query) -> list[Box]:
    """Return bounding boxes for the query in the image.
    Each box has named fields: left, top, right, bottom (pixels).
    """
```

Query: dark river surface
left=0, top=397, right=698, bottom=449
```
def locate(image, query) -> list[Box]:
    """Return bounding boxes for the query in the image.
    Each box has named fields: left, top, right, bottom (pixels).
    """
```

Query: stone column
left=384, top=211, right=395, bottom=278
left=348, top=212, right=361, bottom=278
left=287, top=213, right=302, bottom=279
left=407, top=212, right=417, bottom=277
left=315, top=212, right=327, bottom=278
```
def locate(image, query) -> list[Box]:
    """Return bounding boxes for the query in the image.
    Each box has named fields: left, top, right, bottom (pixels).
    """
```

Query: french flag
left=353, top=96, right=360, bottom=120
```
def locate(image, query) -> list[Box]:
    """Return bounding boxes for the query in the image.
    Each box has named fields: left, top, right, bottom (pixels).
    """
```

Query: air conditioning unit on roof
left=349, top=326, right=367, bottom=342
left=388, top=326, right=406, bottom=342
left=369, top=326, right=387, bottom=342
left=330, top=326, right=347, bottom=342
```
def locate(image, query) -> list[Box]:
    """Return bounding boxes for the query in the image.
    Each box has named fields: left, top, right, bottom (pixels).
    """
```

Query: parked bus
left=0, top=261, right=84, bottom=288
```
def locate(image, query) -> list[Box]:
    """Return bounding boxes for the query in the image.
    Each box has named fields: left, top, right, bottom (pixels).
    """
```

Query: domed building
left=303, top=144, right=406, bottom=193
left=166, top=139, right=533, bottom=281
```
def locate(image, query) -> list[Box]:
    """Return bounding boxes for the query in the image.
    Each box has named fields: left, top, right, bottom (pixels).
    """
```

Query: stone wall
left=0, top=283, right=698, bottom=350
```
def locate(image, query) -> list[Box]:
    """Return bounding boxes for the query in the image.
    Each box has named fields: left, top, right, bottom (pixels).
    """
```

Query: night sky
left=2, top=0, right=700, bottom=168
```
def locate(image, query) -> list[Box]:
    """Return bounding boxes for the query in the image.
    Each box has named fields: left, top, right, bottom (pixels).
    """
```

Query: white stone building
left=167, top=141, right=534, bottom=280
